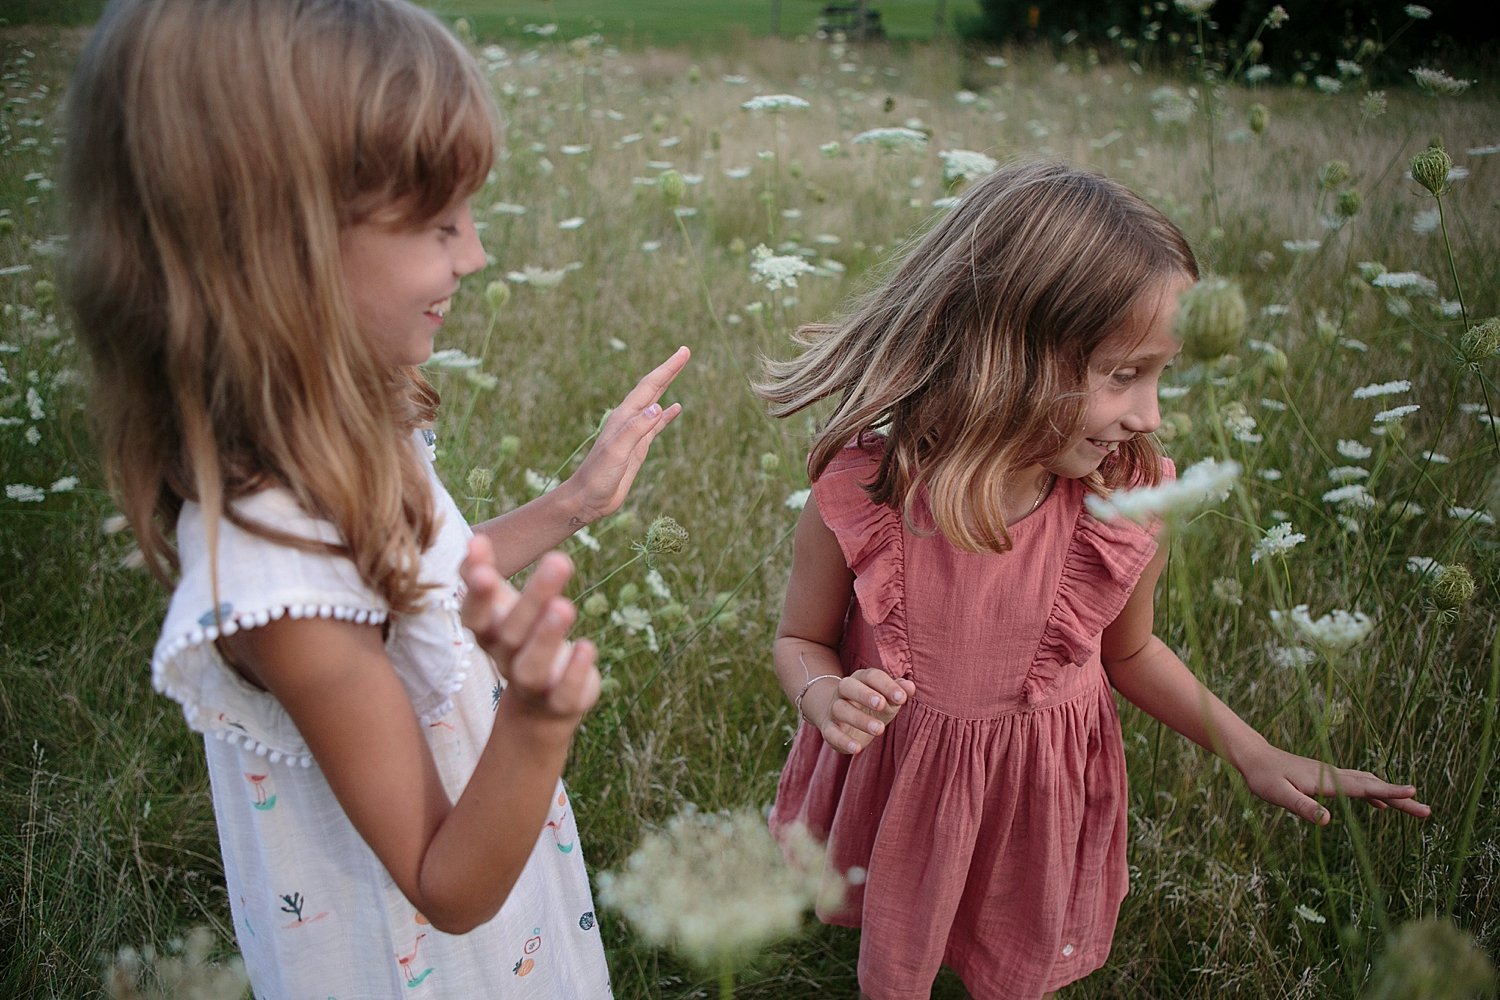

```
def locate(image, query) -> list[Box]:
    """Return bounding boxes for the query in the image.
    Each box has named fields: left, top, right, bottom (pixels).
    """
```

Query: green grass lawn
left=1, top=0, right=983, bottom=43
left=428, top=1, right=981, bottom=45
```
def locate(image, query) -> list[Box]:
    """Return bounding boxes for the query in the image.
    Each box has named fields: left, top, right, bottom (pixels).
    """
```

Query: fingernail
left=868, top=722, right=881, bottom=734
left=644, top=403, right=662, bottom=418
left=869, top=697, right=881, bottom=709
left=891, top=690, right=905, bottom=703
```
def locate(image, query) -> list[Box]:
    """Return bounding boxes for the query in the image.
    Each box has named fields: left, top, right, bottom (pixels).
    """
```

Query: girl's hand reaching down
left=805, top=668, right=918, bottom=756
left=1236, top=742, right=1431, bottom=825
left=460, top=536, right=600, bottom=722
left=565, top=346, right=690, bottom=524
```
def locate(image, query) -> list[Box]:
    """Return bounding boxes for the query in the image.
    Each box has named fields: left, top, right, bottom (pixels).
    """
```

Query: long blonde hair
left=758, top=160, right=1198, bottom=553
left=63, top=0, right=496, bottom=612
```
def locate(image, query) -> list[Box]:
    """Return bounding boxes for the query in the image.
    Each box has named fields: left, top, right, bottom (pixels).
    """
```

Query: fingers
left=818, top=670, right=914, bottom=755
left=620, top=346, right=691, bottom=410
left=459, top=536, right=520, bottom=638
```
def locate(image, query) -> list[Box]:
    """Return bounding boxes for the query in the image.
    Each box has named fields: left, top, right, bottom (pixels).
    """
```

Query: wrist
left=544, top=476, right=592, bottom=529
left=495, top=688, right=583, bottom=750
left=795, top=674, right=840, bottom=727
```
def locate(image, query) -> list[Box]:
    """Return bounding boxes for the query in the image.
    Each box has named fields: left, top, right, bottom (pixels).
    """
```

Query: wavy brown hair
left=757, top=160, right=1198, bottom=553
left=63, top=0, right=496, bottom=613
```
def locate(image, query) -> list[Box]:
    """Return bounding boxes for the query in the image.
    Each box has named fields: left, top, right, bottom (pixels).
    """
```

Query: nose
left=453, top=206, right=487, bottom=278
left=1121, top=383, right=1161, bottom=435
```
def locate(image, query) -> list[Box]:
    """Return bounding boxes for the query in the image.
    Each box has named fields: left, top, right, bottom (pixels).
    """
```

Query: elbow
left=415, top=898, right=501, bottom=937
left=411, top=870, right=515, bottom=936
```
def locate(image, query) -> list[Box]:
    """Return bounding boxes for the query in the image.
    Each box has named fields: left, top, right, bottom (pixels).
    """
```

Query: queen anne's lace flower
left=749, top=245, right=816, bottom=291
left=938, top=149, right=998, bottom=184
left=741, top=94, right=811, bottom=112
left=1352, top=379, right=1411, bottom=398
left=851, top=127, right=929, bottom=151
left=1271, top=605, right=1374, bottom=651
left=597, top=805, right=836, bottom=971
left=1251, top=522, right=1307, bottom=563
left=1086, top=458, right=1240, bottom=525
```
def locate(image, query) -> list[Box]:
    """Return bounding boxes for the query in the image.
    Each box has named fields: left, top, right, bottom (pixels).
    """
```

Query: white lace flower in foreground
left=750, top=245, right=816, bottom=291
left=1322, top=483, right=1376, bottom=509
left=741, top=94, right=811, bottom=112
left=1251, top=522, right=1307, bottom=563
left=597, top=805, right=837, bottom=971
left=1085, top=458, right=1240, bottom=525
left=1271, top=605, right=1374, bottom=651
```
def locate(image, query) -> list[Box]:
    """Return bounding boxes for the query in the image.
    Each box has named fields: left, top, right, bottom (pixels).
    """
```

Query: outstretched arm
left=773, top=495, right=914, bottom=755
left=473, top=346, right=689, bottom=575
left=1101, top=539, right=1430, bottom=825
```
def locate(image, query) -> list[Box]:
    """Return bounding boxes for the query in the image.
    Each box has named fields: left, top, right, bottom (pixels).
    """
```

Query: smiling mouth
left=426, top=297, right=451, bottom=320
left=1088, top=438, right=1123, bottom=453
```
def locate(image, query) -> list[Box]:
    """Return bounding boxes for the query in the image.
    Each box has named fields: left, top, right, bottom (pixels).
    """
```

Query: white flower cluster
left=1409, top=67, right=1473, bottom=96
left=597, top=805, right=837, bottom=970
left=750, top=244, right=816, bottom=291
left=740, top=94, right=810, bottom=112
left=1351, top=379, right=1411, bottom=399
left=1271, top=605, right=1374, bottom=651
left=1085, top=458, right=1241, bottom=525
left=1371, top=271, right=1438, bottom=295
left=851, top=127, right=929, bottom=151
left=1322, top=483, right=1375, bottom=510
left=1251, top=522, right=1307, bottom=563
left=938, top=149, right=998, bottom=184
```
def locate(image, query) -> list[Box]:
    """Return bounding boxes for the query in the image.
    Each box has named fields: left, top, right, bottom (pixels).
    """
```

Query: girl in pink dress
left=759, top=161, right=1429, bottom=1000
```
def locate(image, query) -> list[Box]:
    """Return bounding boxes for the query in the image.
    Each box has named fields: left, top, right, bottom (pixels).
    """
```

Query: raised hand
left=565, top=346, right=689, bottom=524
left=1236, top=743, right=1431, bottom=825
left=458, top=536, right=600, bottom=721
left=808, top=667, right=918, bottom=756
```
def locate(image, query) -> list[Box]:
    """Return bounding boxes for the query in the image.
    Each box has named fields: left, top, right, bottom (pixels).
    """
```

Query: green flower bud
left=1261, top=344, right=1289, bottom=375
left=644, top=515, right=689, bottom=555
left=454, top=16, right=474, bottom=43
left=758, top=452, right=781, bottom=474
left=32, top=278, right=55, bottom=310
left=1315, top=311, right=1341, bottom=344
left=1245, top=39, right=1263, bottom=62
left=1174, top=276, right=1248, bottom=361
left=616, top=583, right=640, bottom=606
left=0, top=216, right=14, bottom=235
left=1365, top=918, right=1497, bottom=1000
left=582, top=592, right=611, bottom=618
left=1460, top=317, right=1500, bottom=364
left=466, top=466, right=494, bottom=495
left=485, top=279, right=511, bottom=313
left=658, top=169, right=686, bottom=207
left=1248, top=103, right=1269, bottom=134
left=497, top=434, right=521, bottom=460
left=728, top=237, right=747, bottom=256
left=1213, top=353, right=1242, bottom=377
left=1411, top=145, right=1452, bottom=197
left=1317, top=159, right=1351, bottom=190
left=1335, top=188, right=1362, bottom=218
left=1429, top=564, right=1475, bottom=610
left=598, top=674, right=622, bottom=698
left=657, top=601, right=687, bottom=623
left=711, top=591, right=739, bottom=629
left=1356, top=38, right=1378, bottom=62
left=1292, top=71, right=1307, bottom=87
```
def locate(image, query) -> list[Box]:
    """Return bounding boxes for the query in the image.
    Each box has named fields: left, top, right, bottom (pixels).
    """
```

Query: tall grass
left=2, top=16, right=1496, bottom=999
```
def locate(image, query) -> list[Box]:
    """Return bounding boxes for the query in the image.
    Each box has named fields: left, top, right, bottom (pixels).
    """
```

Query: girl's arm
left=774, top=495, right=914, bottom=755
left=1101, top=539, right=1430, bottom=824
left=220, top=539, right=598, bottom=935
left=472, top=347, right=688, bottom=576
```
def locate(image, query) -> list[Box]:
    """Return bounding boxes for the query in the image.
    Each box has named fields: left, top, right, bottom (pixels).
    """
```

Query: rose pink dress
left=770, top=439, right=1167, bottom=1000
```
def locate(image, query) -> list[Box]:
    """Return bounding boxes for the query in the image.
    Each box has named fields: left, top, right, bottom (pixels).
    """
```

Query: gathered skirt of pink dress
left=770, top=440, right=1166, bottom=1000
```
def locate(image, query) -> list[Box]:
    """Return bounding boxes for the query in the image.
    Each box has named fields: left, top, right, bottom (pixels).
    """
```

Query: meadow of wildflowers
left=2, top=6, right=1497, bottom=998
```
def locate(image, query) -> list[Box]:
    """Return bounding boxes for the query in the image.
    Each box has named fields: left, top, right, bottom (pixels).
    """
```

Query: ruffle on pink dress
left=770, top=438, right=1168, bottom=1000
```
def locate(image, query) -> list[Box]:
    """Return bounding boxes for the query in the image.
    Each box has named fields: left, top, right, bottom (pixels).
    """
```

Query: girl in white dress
left=62, top=1, right=689, bottom=995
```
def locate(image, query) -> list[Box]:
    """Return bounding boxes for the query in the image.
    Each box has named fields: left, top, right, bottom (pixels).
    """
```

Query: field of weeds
left=1, top=7, right=1497, bottom=998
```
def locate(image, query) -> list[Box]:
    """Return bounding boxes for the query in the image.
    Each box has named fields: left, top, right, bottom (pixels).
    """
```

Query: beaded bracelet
left=794, top=673, right=841, bottom=722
